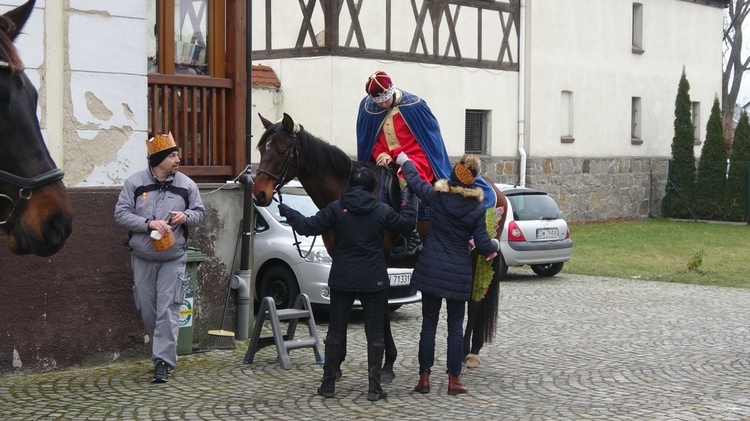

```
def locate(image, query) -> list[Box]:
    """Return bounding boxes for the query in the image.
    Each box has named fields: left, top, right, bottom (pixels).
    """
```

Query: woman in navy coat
left=396, top=152, right=499, bottom=395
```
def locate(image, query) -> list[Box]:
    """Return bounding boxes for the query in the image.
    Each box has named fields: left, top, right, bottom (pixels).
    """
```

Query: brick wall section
left=479, top=157, right=669, bottom=222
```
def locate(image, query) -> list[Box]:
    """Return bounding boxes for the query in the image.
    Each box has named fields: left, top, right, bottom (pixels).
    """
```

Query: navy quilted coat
left=402, top=160, right=497, bottom=301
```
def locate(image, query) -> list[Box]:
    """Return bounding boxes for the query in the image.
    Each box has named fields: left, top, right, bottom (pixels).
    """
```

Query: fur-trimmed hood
left=434, top=179, right=484, bottom=202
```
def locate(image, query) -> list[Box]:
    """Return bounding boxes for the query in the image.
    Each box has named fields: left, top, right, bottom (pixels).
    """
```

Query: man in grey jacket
left=114, top=132, right=205, bottom=383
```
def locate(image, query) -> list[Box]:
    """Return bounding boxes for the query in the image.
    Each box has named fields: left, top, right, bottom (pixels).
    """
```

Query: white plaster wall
left=525, top=0, right=724, bottom=159
left=67, top=3, right=148, bottom=186
left=1, top=1, right=149, bottom=187
left=251, top=57, right=518, bottom=158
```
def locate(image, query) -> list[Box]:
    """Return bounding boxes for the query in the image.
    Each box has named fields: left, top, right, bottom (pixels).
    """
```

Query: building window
left=631, top=97, right=642, bottom=144
left=465, top=110, right=489, bottom=154
left=632, top=3, right=644, bottom=54
left=560, top=90, right=575, bottom=143
left=692, top=102, right=701, bottom=144
left=147, top=0, right=225, bottom=77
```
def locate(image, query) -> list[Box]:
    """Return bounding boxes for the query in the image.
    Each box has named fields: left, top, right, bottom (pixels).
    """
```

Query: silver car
left=496, top=184, right=573, bottom=277
left=252, top=182, right=420, bottom=309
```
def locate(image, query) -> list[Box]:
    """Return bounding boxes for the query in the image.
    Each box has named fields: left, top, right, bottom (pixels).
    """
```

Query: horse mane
left=0, top=15, right=22, bottom=74
left=259, top=123, right=354, bottom=181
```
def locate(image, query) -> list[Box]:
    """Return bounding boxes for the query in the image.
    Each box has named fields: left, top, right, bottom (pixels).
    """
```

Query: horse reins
left=0, top=59, right=66, bottom=225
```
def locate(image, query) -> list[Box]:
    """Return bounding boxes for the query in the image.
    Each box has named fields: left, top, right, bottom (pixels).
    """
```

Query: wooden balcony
left=148, top=73, right=237, bottom=181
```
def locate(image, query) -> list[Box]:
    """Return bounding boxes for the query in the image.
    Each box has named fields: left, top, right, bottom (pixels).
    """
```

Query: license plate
left=389, top=273, right=411, bottom=286
left=536, top=228, right=558, bottom=239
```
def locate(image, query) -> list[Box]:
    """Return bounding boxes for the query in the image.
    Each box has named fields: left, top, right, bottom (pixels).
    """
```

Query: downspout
left=232, top=0, right=254, bottom=340
left=517, top=0, right=527, bottom=187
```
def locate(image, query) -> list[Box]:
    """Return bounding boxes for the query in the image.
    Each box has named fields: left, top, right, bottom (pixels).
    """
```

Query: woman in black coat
left=278, top=166, right=416, bottom=402
left=396, top=152, right=499, bottom=395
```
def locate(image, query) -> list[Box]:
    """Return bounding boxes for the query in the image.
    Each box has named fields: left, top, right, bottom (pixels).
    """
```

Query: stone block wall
left=479, top=156, right=670, bottom=222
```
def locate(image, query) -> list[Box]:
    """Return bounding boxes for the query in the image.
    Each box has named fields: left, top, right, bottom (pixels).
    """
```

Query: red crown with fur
left=365, top=71, right=395, bottom=103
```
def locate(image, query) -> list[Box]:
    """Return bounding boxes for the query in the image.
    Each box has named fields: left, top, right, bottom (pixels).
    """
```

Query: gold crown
left=147, top=132, right=177, bottom=156
left=454, top=163, right=475, bottom=185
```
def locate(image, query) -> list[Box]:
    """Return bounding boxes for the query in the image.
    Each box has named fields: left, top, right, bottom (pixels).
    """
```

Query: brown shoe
left=448, top=374, right=468, bottom=395
left=414, top=372, right=430, bottom=394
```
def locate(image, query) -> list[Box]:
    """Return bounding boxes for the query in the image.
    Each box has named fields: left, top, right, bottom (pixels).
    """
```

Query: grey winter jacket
left=401, top=160, right=497, bottom=301
left=114, top=168, right=205, bottom=261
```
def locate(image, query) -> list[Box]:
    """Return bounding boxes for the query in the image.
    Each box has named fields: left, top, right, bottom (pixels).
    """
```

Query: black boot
left=390, top=186, right=422, bottom=259
left=367, top=343, right=387, bottom=401
left=381, top=309, right=397, bottom=384
left=318, top=340, right=341, bottom=398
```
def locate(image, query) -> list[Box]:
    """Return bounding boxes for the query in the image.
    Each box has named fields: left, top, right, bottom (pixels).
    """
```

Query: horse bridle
left=255, top=126, right=300, bottom=200
left=255, top=126, right=322, bottom=259
left=0, top=60, right=66, bottom=225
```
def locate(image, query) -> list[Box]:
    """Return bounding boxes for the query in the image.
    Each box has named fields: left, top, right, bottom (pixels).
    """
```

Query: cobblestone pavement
left=3, top=271, right=750, bottom=420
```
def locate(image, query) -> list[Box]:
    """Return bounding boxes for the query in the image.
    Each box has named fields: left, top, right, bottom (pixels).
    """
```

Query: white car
left=496, top=184, right=573, bottom=277
left=252, top=182, right=420, bottom=309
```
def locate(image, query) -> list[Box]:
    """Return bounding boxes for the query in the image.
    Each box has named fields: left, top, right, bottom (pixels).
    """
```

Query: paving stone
left=2, top=271, right=750, bottom=420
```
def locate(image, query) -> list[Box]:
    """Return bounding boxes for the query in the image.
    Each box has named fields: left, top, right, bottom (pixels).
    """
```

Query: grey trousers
left=131, top=254, right=187, bottom=367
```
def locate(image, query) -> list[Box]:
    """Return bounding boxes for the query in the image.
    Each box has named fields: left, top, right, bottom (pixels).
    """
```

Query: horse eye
left=278, top=148, right=288, bottom=156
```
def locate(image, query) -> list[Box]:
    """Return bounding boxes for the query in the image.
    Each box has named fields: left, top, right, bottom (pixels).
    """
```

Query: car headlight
left=304, top=247, right=333, bottom=264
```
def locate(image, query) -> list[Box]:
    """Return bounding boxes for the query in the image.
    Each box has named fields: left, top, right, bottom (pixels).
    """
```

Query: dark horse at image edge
left=252, top=113, right=506, bottom=377
left=0, top=0, right=72, bottom=257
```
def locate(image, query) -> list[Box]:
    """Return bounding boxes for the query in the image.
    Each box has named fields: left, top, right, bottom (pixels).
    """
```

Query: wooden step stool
left=243, top=293, right=323, bottom=369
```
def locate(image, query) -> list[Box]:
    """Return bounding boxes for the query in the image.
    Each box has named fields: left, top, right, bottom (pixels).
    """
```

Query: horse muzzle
left=7, top=209, right=72, bottom=256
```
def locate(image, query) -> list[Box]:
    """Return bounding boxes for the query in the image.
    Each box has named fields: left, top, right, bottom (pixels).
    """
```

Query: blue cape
left=356, top=90, right=496, bottom=209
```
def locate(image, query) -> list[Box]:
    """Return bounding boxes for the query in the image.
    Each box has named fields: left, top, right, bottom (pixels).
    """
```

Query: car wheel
left=530, top=262, right=564, bottom=277
left=259, top=265, right=300, bottom=309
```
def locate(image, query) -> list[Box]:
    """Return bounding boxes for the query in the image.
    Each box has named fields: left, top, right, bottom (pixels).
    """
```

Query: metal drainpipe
left=518, top=0, right=527, bottom=187
left=232, top=0, right=254, bottom=341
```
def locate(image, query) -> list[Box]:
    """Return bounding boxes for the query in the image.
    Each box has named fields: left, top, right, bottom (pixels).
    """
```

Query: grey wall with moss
left=481, top=157, right=669, bottom=222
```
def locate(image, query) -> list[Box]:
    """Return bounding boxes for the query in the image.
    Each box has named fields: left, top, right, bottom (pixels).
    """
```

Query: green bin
left=177, top=247, right=207, bottom=355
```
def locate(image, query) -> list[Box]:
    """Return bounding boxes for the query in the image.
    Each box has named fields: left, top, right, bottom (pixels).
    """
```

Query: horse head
left=0, top=0, right=73, bottom=256
left=253, top=113, right=301, bottom=206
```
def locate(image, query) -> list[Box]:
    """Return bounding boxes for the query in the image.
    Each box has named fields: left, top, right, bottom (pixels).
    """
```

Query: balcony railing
left=148, top=74, right=235, bottom=179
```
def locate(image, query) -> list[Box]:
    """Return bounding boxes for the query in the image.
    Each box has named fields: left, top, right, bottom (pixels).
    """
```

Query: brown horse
left=0, top=0, right=73, bottom=256
left=253, top=113, right=506, bottom=375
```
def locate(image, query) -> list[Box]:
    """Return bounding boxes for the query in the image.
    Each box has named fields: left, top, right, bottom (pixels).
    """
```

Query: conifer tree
left=694, top=97, right=728, bottom=220
left=664, top=69, right=696, bottom=218
left=725, top=110, right=750, bottom=221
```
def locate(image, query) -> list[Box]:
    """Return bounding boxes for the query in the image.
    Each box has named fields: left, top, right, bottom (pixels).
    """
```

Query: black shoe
left=153, top=360, right=169, bottom=383
left=367, top=389, right=388, bottom=401
left=317, top=386, right=335, bottom=398
left=390, top=232, right=422, bottom=259
left=166, top=364, right=175, bottom=375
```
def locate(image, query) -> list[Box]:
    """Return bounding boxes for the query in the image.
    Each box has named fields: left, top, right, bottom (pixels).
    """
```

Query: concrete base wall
left=0, top=184, right=247, bottom=373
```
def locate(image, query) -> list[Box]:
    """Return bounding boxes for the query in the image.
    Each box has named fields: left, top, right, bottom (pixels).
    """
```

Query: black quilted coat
left=283, top=186, right=416, bottom=292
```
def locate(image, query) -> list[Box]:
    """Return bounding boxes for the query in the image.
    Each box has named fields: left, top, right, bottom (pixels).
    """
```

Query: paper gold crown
left=147, top=132, right=177, bottom=156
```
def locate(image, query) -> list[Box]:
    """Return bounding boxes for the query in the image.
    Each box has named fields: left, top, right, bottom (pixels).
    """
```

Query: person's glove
left=396, top=152, right=410, bottom=166
left=278, top=203, right=293, bottom=217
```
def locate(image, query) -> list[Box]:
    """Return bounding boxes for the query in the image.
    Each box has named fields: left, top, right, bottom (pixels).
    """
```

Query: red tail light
left=507, top=221, right=526, bottom=242
left=565, top=229, right=570, bottom=239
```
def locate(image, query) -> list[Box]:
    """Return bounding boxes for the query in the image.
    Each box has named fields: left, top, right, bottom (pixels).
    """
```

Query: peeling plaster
left=122, top=103, right=135, bottom=121
left=64, top=126, right=134, bottom=185
left=12, top=348, right=22, bottom=369
left=85, top=91, right=113, bottom=121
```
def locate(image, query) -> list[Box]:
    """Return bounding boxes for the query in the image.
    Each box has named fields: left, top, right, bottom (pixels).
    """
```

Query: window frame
left=152, top=0, right=226, bottom=78
left=465, top=109, right=490, bottom=155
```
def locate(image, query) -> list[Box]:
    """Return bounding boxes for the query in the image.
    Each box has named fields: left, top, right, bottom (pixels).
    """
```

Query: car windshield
left=508, top=194, right=562, bottom=221
left=268, top=193, right=320, bottom=223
